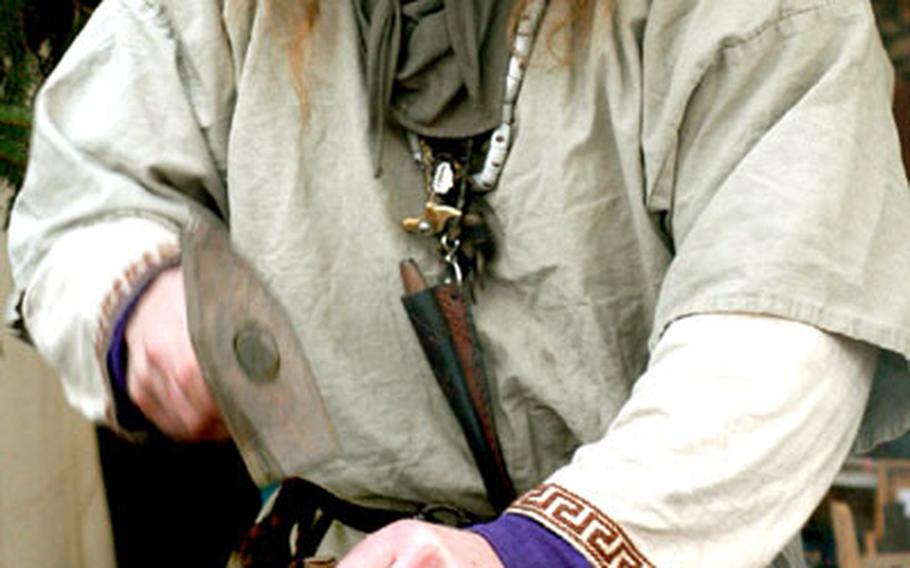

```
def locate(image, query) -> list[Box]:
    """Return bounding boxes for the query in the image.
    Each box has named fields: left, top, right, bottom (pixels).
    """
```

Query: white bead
left=432, top=162, right=455, bottom=195
left=507, top=58, right=524, bottom=86
left=468, top=0, right=547, bottom=192
left=505, top=72, right=521, bottom=104
left=502, top=103, right=514, bottom=125
left=474, top=123, right=512, bottom=190
left=514, top=35, right=532, bottom=57
left=518, top=0, right=547, bottom=36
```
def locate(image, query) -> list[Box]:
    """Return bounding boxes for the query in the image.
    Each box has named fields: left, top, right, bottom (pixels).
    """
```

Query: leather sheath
left=400, top=260, right=517, bottom=512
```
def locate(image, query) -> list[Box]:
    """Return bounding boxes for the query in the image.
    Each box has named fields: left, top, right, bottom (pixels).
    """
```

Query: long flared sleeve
left=494, top=0, right=910, bottom=565
left=5, top=0, right=235, bottom=430
left=501, top=314, right=875, bottom=567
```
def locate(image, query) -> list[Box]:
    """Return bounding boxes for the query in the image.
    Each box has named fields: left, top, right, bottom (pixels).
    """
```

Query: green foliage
left=0, top=0, right=32, bottom=224
left=0, top=1, right=28, bottom=101
left=0, top=104, right=31, bottom=189
left=874, top=0, right=910, bottom=83
left=0, top=0, right=97, bottom=226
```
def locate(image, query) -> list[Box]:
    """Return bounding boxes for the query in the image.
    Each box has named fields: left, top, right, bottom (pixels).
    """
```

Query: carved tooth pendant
left=422, top=202, right=462, bottom=233
left=402, top=201, right=462, bottom=235
left=402, top=217, right=423, bottom=233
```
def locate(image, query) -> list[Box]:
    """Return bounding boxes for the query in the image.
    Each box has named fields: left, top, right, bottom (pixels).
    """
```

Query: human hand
left=337, top=520, right=503, bottom=568
left=125, top=265, right=228, bottom=441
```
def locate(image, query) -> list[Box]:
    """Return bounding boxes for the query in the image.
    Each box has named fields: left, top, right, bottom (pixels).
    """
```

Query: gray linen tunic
left=6, top=0, right=910, bottom=558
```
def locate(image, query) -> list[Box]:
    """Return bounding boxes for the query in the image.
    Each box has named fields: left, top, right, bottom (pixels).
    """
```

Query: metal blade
left=181, top=213, right=340, bottom=486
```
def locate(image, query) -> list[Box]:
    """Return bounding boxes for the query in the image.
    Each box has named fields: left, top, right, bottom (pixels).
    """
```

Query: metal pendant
left=402, top=201, right=462, bottom=236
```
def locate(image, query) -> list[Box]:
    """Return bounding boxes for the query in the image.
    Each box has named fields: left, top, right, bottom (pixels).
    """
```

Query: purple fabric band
left=470, top=513, right=590, bottom=567
left=106, top=300, right=134, bottom=394
left=105, top=286, right=157, bottom=430
left=105, top=262, right=179, bottom=430
left=105, top=291, right=150, bottom=429
left=106, top=261, right=181, bottom=395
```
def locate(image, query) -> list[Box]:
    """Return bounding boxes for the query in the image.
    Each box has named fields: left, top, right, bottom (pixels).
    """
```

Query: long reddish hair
left=272, top=0, right=598, bottom=112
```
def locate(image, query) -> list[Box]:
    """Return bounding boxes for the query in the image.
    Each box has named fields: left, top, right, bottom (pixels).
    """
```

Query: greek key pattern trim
left=507, top=483, right=656, bottom=568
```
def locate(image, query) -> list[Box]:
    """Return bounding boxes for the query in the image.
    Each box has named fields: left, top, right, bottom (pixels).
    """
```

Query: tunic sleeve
left=642, top=0, right=910, bottom=452
left=5, top=0, right=235, bottom=430
left=508, top=314, right=875, bottom=567
left=501, top=1, right=909, bottom=565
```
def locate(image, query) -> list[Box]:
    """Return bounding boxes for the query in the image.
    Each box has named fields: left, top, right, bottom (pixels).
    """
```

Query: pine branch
left=0, top=104, right=31, bottom=129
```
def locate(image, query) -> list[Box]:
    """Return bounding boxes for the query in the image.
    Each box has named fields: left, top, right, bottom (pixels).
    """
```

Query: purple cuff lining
left=470, top=513, right=589, bottom=568
left=105, top=261, right=179, bottom=430
left=106, top=298, right=136, bottom=394
left=106, top=261, right=180, bottom=395
left=105, top=262, right=179, bottom=430
left=105, top=288, right=152, bottom=430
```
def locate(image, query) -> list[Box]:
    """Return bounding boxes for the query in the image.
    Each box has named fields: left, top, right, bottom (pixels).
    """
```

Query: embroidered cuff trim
left=94, top=242, right=180, bottom=430
left=507, top=483, right=656, bottom=568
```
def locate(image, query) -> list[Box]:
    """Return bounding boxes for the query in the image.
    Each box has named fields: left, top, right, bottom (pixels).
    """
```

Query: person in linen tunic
left=6, top=0, right=910, bottom=566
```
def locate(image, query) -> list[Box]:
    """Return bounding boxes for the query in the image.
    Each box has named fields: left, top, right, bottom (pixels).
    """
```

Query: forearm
left=5, top=0, right=231, bottom=430
left=8, top=217, right=179, bottom=428
left=499, top=314, right=876, bottom=567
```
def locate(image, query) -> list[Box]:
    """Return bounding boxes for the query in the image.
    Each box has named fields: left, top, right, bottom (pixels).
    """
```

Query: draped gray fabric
left=355, top=0, right=516, bottom=171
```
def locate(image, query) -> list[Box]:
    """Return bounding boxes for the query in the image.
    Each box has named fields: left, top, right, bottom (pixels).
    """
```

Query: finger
left=338, top=522, right=460, bottom=568
left=388, top=525, right=484, bottom=568
left=164, top=365, right=230, bottom=441
left=138, top=344, right=197, bottom=439
left=126, top=343, right=167, bottom=423
left=132, top=364, right=191, bottom=439
left=390, top=547, right=448, bottom=568
left=161, top=366, right=211, bottom=440
left=142, top=320, right=219, bottom=439
left=337, top=532, right=398, bottom=568
left=198, top=416, right=231, bottom=441
left=167, top=340, right=222, bottom=429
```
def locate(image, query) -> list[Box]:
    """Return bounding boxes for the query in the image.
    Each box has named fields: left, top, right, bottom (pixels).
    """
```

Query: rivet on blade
left=234, top=323, right=281, bottom=383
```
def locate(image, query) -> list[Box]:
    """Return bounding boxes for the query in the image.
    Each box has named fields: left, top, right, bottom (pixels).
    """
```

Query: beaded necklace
left=402, top=0, right=548, bottom=293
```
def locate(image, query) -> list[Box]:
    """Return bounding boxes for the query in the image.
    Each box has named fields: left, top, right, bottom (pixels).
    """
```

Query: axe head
left=181, top=214, right=340, bottom=486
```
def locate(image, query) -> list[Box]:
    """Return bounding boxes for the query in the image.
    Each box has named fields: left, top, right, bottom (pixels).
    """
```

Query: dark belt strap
left=231, top=478, right=481, bottom=568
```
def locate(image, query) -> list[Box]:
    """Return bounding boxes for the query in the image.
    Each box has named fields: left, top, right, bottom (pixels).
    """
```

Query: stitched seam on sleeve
left=716, top=0, right=848, bottom=53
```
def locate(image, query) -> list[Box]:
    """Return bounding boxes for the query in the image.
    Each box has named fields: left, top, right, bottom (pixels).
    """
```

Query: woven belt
left=230, top=478, right=482, bottom=568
